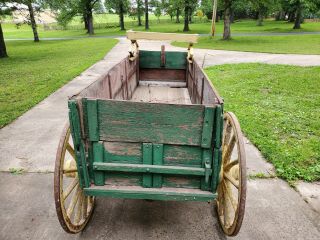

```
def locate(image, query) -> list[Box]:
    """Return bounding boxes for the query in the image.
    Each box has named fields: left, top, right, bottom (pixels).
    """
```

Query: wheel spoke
left=82, top=196, right=88, bottom=219
left=63, top=178, right=79, bottom=200
left=223, top=180, right=237, bottom=211
left=74, top=193, right=84, bottom=224
left=66, top=143, right=76, bottom=159
left=224, top=172, right=239, bottom=189
left=67, top=185, right=81, bottom=218
left=223, top=183, right=232, bottom=227
left=224, top=159, right=239, bottom=172
left=223, top=135, right=236, bottom=164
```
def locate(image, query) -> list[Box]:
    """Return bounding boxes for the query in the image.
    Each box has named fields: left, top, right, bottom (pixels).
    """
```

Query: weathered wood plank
left=139, top=69, right=186, bottom=82
left=104, top=173, right=142, bottom=186
left=163, top=145, right=202, bottom=167
left=131, top=86, right=191, bottom=104
left=84, top=186, right=216, bottom=202
left=104, top=142, right=142, bottom=164
left=95, top=99, right=205, bottom=146
left=162, top=176, right=201, bottom=189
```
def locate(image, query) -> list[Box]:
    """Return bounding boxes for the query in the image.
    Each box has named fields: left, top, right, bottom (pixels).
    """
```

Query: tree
left=183, top=0, right=190, bottom=31
left=145, top=0, right=149, bottom=29
left=105, top=0, right=129, bottom=31
left=5, top=0, right=40, bottom=41
left=0, top=1, right=10, bottom=58
left=223, top=0, right=232, bottom=40
left=250, top=0, right=277, bottom=26
left=49, top=0, right=99, bottom=35
left=0, top=23, right=6, bottom=58
left=26, top=0, right=39, bottom=41
left=137, top=0, right=143, bottom=26
left=151, top=0, right=162, bottom=22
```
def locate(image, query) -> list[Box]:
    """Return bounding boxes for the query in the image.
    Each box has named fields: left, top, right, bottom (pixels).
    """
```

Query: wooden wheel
left=54, top=124, right=95, bottom=234
left=216, top=112, right=247, bottom=236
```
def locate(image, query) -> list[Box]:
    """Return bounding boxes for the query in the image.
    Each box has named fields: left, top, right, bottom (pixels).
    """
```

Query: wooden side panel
left=78, top=57, right=138, bottom=101
left=96, top=100, right=205, bottom=146
left=139, top=69, right=186, bottom=81
left=187, top=61, right=222, bottom=105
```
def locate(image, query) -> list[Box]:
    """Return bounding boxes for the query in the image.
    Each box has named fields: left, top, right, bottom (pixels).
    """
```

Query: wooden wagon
left=54, top=31, right=247, bottom=236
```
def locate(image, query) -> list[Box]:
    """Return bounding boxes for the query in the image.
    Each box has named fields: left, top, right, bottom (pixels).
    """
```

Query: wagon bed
left=54, top=31, right=247, bottom=236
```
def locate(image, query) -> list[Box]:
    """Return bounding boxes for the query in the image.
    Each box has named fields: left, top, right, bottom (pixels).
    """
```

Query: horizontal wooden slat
left=139, top=69, right=186, bottom=81
left=127, top=30, right=199, bottom=43
left=93, top=162, right=210, bottom=176
left=95, top=99, right=205, bottom=146
left=84, top=185, right=216, bottom=201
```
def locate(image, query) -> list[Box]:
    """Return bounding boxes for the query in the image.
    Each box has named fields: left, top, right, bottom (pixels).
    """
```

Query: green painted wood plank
left=68, top=100, right=90, bottom=188
left=93, top=142, right=105, bottom=186
left=165, top=52, right=187, bottom=70
left=97, top=100, right=205, bottom=146
left=143, top=143, right=153, bottom=187
left=163, top=145, right=202, bottom=167
left=84, top=186, right=217, bottom=202
left=104, top=142, right=142, bottom=164
left=153, top=144, right=164, bottom=188
left=201, top=149, right=213, bottom=191
left=86, top=100, right=99, bottom=141
left=139, top=51, right=161, bottom=69
left=162, top=175, right=201, bottom=189
left=104, top=172, right=142, bottom=186
left=214, top=105, right=223, bottom=148
left=201, top=107, right=215, bottom=148
left=93, top=162, right=209, bottom=176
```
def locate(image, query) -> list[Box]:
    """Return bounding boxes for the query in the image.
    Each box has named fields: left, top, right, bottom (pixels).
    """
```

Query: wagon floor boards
left=131, top=85, right=192, bottom=104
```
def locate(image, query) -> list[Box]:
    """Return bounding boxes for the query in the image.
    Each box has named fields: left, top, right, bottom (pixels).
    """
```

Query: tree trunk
left=176, top=9, right=180, bottom=23
left=87, top=11, right=94, bottom=35
left=145, top=0, right=149, bottom=30
left=288, top=11, right=295, bottom=22
left=257, top=10, right=263, bottom=26
left=223, top=0, right=231, bottom=40
left=293, top=3, right=302, bottom=29
left=119, top=1, right=125, bottom=30
left=0, top=24, right=8, bottom=58
left=183, top=2, right=190, bottom=32
left=83, top=13, right=89, bottom=30
left=27, top=1, right=39, bottom=42
left=189, top=8, right=192, bottom=23
left=137, top=0, right=142, bottom=26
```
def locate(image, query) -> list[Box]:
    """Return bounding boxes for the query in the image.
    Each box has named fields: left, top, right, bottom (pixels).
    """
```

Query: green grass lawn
left=0, top=38, right=118, bottom=128
left=205, top=64, right=320, bottom=183
left=2, top=19, right=320, bottom=39
left=173, top=34, right=320, bottom=54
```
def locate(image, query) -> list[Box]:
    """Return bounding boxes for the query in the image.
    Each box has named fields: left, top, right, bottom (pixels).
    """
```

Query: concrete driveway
left=0, top=39, right=319, bottom=240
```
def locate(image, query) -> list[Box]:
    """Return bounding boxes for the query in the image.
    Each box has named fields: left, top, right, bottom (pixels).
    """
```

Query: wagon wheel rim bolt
left=54, top=124, right=95, bottom=234
left=216, top=112, right=247, bottom=236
